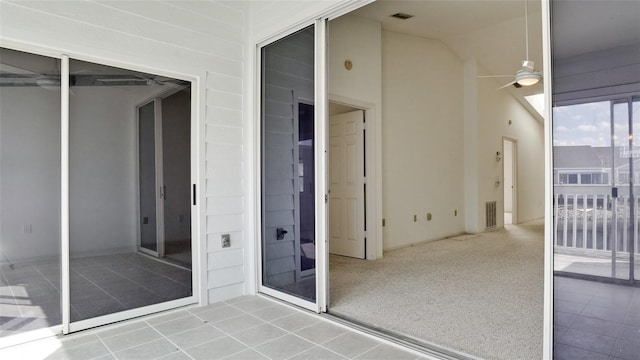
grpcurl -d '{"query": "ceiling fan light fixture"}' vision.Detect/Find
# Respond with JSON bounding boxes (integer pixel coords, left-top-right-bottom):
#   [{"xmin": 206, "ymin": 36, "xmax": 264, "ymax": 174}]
[{"xmin": 515, "ymin": 70, "xmax": 541, "ymax": 86}]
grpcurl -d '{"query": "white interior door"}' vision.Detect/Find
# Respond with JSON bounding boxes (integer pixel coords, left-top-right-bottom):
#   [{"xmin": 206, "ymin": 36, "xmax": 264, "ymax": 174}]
[{"xmin": 329, "ymin": 110, "xmax": 365, "ymax": 258}]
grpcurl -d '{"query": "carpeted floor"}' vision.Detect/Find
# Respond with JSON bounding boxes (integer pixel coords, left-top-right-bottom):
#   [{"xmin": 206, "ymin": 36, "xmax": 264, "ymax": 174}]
[{"xmin": 329, "ymin": 221, "xmax": 544, "ymax": 360}]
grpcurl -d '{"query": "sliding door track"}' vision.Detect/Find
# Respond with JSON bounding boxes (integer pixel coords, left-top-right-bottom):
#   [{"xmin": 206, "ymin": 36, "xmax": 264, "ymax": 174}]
[{"xmin": 324, "ymin": 311, "xmax": 480, "ymax": 360}]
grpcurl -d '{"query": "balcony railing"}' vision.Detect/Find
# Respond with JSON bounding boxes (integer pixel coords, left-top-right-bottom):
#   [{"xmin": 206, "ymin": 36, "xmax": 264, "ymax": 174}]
[{"xmin": 554, "ymin": 187, "xmax": 640, "ymax": 257}]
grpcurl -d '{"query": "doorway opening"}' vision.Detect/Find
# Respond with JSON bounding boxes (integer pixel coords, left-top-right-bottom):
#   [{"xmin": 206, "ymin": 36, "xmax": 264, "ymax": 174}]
[
  {"xmin": 328, "ymin": 102, "xmax": 366, "ymax": 259},
  {"xmin": 137, "ymin": 88, "xmax": 192, "ymax": 268},
  {"xmin": 503, "ymin": 138, "xmax": 517, "ymax": 225}
]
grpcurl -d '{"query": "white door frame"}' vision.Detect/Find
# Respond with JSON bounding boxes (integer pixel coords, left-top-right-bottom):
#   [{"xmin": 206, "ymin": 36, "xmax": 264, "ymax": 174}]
[
  {"xmin": 328, "ymin": 96, "xmax": 382, "ymax": 261},
  {"xmin": 255, "ymin": 19, "xmax": 328, "ymax": 313},
  {"xmin": 0, "ymin": 44, "xmax": 202, "ymax": 345},
  {"xmin": 502, "ymin": 137, "xmax": 518, "ymax": 225}
]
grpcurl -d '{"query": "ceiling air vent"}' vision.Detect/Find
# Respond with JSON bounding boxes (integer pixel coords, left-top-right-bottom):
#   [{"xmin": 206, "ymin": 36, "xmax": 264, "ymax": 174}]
[{"xmin": 390, "ymin": 13, "xmax": 414, "ymax": 20}]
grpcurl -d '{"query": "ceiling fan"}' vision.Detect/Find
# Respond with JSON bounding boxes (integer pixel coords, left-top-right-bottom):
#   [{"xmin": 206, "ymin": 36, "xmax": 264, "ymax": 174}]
[{"xmin": 478, "ymin": 0, "xmax": 542, "ymax": 89}]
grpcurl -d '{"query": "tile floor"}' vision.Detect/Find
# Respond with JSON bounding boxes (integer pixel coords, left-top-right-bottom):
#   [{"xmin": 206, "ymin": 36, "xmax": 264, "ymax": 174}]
[
  {"xmin": 0, "ymin": 295, "xmax": 428, "ymax": 360},
  {"xmin": 554, "ymin": 276, "xmax": 640, "ymax": 360},
  {"xmin": 1, "ymin": 253, "xmax": 191, "ymax": 338}
]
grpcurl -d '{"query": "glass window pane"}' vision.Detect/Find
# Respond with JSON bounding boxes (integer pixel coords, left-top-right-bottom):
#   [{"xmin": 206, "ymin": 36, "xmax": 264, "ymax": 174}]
[
  {"xmin": 0, "ymin": 47, "xmax": 61, "ymax": 336},
  {"xmin": 68, "ymin": 59, "xmax": 192, "ymax": 322},
  {"xmin": 261, "ymin": 26, "xmax": 316, "ymax": 302}
]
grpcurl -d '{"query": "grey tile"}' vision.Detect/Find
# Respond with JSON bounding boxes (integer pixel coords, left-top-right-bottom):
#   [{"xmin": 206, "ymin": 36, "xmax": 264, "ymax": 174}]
[
  {"xmin": 554, "ymin": 325, "xmax": 568, "ymax": 337},
  {"xmin": 555, "ymin": 289, "xmax": 593, "ymax": 304},
  {"xmin": 223, "ymin": 349, "xmax": 269, "ymax": 360},
  {"xmin": 93, "ymin": 355, "xmax": 116, "ymax": 360},
  {"xmin": 101, "ymin": 325, "xmax": 162, "ymax": 352},
  {"xmin": 555, "ymin": 299, "xmax": 586, "ymax": 315},
  {"xmin": 354, "ymin": 344, "xmax": 418, "ymax": 360},
  {"xmin": 43, "ymin": 339, "xmax": 110, "ymax": 360},
  {"xmin": 226, "ymin": 297, "xmax": 274, "ymax": 312},
  {"xmin": 232, "ymin": 323, "xmax": 288, "ymax": 347},
  {"xmin": 289, "ymin": 346, "xmax": 348, "ymax": 360},
  {"xmin": 195, "ymin": 305, "xmax": 244, "ymax": 323},
  {"xmin": 146, "ymin": 310, "xmax": 192, "ymax": 325},
  {"xmin": 618, "ymin": 324, "xmax": 640, "ymax": 343},
  {"xmin": 114, "ymin": 338, "xmax": 181, "ymax": 360},
  {"xmin": 271, "ymin": 312, "xmax": 320, "ymax": 332},
  {"xmin": 96, "ymin": 321, "xmax": 149, "ymax": 339},
  {"xmin": 152, "ymin": 315, "xmax": 206, "ymax": 336},
  {"xmin": 322, "ymin": 332, "xmax": 381, "ymax": 359},
  {"xmin": 167, "ymin": 324, "xmax": 225, "ymax": 349},
  {"xmin": 249, "ymin": 304, "xmax": 295, "ymax": 322},
  {"xmin": 589, "ymin": 294, "xmax": 635, "ymax": 309},
  {"xmin": 553, "ymin": 343, "xmax": 609, "ymax": 360},
  {"xmin": 611, "ymin": 339, "xmax": 640, "ymax": 360},
  {"xmin": 157, "ymin": 351, "xmax": 192, "ymax": 360},
  {"xmin": 556, "ymin": 328, "xmax": 616, "ymax": 355},
  {"xmin": 295, "ymin": 321, "xmax": 349, "ymax": 344},
  {"xmin": 570, "ymin": 315, "xmax": 623, "ymax": 337},
  {"xmin": 184, "ymin": 336, "xmax": 247, "ymax": 360},
  {"xmin": 581, "ymin": 304, "xmax": 629, "ymax": 323},
  {"xmin": 625, "ymin": 311, "xmax": 640, "ymax": 327},
  {"xmin": 212, "ymin": 313, "xmax": 265, "ymax": 333},
  {"xmin": 254, "ymin": 334, "xmax": 315, "ymax": 359},
  {"xmin": 59, "ymin": 334, "xmax": 102, "ymax": 349},
  {"xmin": 555, "ymin": 311, "xmax": 577, "ymax": 327}
]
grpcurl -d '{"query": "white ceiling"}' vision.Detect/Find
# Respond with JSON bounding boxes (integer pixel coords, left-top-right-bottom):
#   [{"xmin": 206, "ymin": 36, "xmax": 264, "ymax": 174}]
[{"xmin": 348, "ymin": 0, "xmax": 640, "ymax": 112}]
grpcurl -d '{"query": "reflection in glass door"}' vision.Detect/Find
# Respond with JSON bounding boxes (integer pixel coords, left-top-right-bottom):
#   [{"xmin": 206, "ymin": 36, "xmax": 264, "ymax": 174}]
[
  {"xmin": 68, "ymin": 59, "xmax": 193, "ymax": 325},
  {"xmin": 261, "ymin": 26, "xmax": 317, "ymax": 304},
  {"xmin": 138, "ymin": 101, "xmax": 158, "ymax": 254},
  {"xmin": 0, "ymin": 48, "xmax": 62, "ymax": 338},
  {"xmin": 553, "ymin": 99, "xmax": 638, "ymax": 281}
]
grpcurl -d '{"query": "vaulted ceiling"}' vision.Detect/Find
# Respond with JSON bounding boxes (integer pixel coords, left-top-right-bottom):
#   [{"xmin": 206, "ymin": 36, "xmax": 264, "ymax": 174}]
[{"xmin": 349, "ymin": 0, "xmax": 640, "ymax": 116}]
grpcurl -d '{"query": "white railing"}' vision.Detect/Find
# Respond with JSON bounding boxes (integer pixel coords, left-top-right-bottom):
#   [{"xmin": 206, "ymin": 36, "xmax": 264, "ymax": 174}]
[{"xmin": 554, "ymin": 187, "xmax": 640, "ymax": 256}]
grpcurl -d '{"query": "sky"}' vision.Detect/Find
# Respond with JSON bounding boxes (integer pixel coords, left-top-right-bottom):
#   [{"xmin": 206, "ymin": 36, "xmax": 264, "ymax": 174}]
[{"xmin": 553, "ymin": 100, "xmax": 640, "ymax": 148}]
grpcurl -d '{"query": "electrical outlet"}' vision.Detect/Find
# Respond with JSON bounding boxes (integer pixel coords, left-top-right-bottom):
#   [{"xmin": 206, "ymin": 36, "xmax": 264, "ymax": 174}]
[
  {"xmin": 427, "ymin": 213, "xmax": 432, "ymax": 221},
  {"xmin": 221, "ymin": 234, "xmax": 231, "ymax": 248}
]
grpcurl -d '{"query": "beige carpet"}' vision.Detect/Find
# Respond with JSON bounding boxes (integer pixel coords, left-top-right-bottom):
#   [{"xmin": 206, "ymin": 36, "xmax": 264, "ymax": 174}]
[{"xmin": 329, "ymin": 221, "xmax": 544, "ymax": 360}]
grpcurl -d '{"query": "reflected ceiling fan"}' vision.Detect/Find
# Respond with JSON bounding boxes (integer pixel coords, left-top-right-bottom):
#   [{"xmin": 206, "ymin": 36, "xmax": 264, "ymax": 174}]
[{"xmin": 478, "ymin": 0, "xmax": 542, "ymax": 89}]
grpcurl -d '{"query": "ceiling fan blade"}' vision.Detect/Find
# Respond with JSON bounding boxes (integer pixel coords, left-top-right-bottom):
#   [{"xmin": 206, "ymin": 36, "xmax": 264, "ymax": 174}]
[
  {"xmin": 497, "ymin": 80, "xmax": 517, "ymax": 90},
  {"xmin": 477, "ymin": 75, "xmax": 515, "ymax": 78}
]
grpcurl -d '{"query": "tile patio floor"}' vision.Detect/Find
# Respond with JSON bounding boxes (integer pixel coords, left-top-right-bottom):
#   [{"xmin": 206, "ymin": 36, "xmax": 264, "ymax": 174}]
[
  {"xmin": 0, "ymin": 295, "xmax": 430, "ymax": 360},
  {"xmin": 554, "ymin": 277, "xmax": 640, "ymax": 360}
]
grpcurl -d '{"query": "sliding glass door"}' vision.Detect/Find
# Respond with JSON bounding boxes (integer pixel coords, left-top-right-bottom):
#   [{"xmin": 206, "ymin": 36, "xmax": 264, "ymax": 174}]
[
  {"xmin": 553, "ymin": 99, "xmax": 637, "ymax": 281},
  {"xmin": 0, "ymin": 48, "xmax": 62, "ymax": 338},
  {"xmin": 260, "ymin": 24, "xmax": 326, "ymax": 309},
  {"xmin": 1, "ymin": 47, "xmax": 196, "ymax": 340}
]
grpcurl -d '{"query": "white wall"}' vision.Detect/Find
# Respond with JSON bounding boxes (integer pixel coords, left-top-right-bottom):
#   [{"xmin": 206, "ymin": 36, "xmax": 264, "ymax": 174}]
[
  {"xmin": 328, "ymin": 14, "xmax": 382, "ymax": 258},
  {"xmin": 0, "ymin": 0, "xmax": 245, "ymax": 303},
  {"xmin": 477, "ymin": 70, "xmax": 544, "ymax": 227},
  {"xmin": 1, "ymin": 86, "xmax": 139, "ymax": 260},
  {"xmin": 68, "ymin": 87, "xmax": 138, "ymax": 257},
  {"xmin": 0, "ymin": 87, "xmax": 61, "ymax": 261},
  {"xmin": 381, "ymin": 31, "xmax": 465, "ymax": 250}
]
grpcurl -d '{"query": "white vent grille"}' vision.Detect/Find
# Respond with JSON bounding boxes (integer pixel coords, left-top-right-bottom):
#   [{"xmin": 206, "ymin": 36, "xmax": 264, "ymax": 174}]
[{"xmin": 486, "ymin": 201, "xmax": 497, "ymax": 229}]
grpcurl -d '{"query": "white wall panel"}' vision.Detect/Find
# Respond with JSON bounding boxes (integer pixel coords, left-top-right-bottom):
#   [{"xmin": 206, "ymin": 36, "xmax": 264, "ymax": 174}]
[
  {"xmin": 0, "ymin": 0, "xmax": 246, "ymax": 304},
  {"xmin": 381, "ymin": 31, "xmax": 465, "ymax": 249}
]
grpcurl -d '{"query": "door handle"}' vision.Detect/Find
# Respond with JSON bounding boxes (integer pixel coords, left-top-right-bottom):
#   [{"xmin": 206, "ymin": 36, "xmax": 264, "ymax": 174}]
[{"xmin": 160, "ymin": 185, "xmax": 166, "ymax": 200}]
